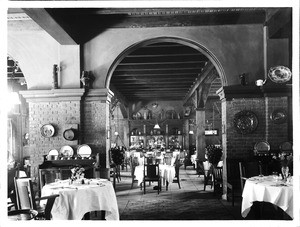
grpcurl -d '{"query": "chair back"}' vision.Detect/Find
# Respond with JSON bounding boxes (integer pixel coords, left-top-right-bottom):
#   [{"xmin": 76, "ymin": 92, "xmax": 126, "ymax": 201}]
[
  {"xmin": 14, "ymin": 177, "xmax": 36, "ymax": 210},
  {"xmin": 144, "ymin": 163, "xmax": 160, "ymax": 179},
  {"xmin": 239, "ymin": 161, "xmax": 260, "ymax": 178},
  {"xmin": 239, "ymin": 161, "xmax": 260, "ymax": 190},
  {"xmin": 39, "ymin": 169, "xmax": 61, "ymax": 189},
  {"xmin": 212, "ymin": 166, "xmax": 223, "ymax": 183}
]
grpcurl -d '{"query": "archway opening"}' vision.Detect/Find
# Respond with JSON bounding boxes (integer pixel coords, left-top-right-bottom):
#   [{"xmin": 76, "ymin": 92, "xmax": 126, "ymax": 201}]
[{"xmin": 107, "ymin": 38, "xmax": 224, "ymax": 169}]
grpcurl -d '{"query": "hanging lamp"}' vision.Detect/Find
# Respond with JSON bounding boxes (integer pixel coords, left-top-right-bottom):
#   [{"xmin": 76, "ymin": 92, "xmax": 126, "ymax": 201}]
[{"xmin": 154, "ymin": 123, "xmax": 161, "ymax": 129}]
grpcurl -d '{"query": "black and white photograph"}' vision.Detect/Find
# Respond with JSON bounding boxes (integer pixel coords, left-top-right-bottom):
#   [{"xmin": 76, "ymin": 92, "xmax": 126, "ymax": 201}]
[{"xmin": 2, "ymin": 1, "xmax": 299, "ymax": 225}]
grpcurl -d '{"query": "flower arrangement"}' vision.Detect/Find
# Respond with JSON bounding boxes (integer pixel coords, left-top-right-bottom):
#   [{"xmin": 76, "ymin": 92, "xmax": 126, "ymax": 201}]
[
  {"xmin": 110, "ymin": 146, "xmax": 125, "ymax": 166},
  {"xmin": 275, "ymin": 152, "xmax": 293, "ymax": 168},
  {"xmin": 70, "ymin": 166, "xmax": 85, "ymax": 181},
  {"xmin": 205, "ymin": 145, "xmax": 223, "ymax": 166}
]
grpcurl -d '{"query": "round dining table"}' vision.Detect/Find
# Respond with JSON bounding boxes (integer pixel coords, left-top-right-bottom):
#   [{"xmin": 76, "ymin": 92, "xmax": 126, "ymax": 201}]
[
  {"xmin": 241, "ymin": 175, "xmax": 293, "ymax": 219},
  {"xmin": 41, "ymin": 178, "xmax": 119, "ymax": 220}
]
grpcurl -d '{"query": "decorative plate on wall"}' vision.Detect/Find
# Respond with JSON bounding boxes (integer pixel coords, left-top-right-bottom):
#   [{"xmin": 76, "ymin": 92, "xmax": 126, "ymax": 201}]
[
  {"xmin": 233, "ymin": 110, "xmax": 258, "ymax": 134},
  {"xmin": 268, "ymin": 66, "xmax": 292, "ymax": 83},
  {"xmin": 77, "ymin": 144, "xmax": 92, "ymax": 158},
  {"xmin": 47, "ymin": 149, "xmax": 59, "ymax": 160},
  {"xmin": 59, "ymin": 145, "xmax": 74, "ymax": 157},
  {"xmin": 254, "ymin": 141, "xmax": 270, "ymax": 152},
  {"xmin": 40, "ymin": 124, "xmax": 55, "ymax": 138},
  {"xmin": 279, "ymin": 141, "xmax": 293, "ymax": 153},
  {"xmin": 63, "ymin": 128, "xmax": 78, "ymax": 141},
  {"xmin": 270, "ymin": 109, "xmax": 287, "ymax": 124}
]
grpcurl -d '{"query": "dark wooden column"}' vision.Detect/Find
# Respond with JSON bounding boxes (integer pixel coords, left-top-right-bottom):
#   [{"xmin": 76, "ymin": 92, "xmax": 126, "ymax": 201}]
[{"xmin": 196, "ymin": 107, "xmax": 206, "ymax": 162}]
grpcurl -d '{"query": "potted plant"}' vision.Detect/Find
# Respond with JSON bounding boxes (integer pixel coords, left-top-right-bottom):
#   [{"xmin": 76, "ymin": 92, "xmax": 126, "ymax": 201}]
[{"xmin": 205, "ymin": 145, "xmax": 223, "ymax": 167}]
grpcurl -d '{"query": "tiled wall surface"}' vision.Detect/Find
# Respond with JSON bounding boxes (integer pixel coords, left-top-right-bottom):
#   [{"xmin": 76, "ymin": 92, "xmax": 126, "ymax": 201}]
[{"xmin": 28, "ymin": 101, "xmax": 81, "ymax": 181}]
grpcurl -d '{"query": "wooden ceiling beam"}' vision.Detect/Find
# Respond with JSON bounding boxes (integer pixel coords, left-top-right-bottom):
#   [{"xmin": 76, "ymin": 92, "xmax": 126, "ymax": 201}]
[
  {"xmin": 183, "ymin": 62, "xmax": 215, "ymax": 103},
  {"xmin": 130, "ymin": 46, "xmax": 201, "ymax": 55},
  {"xmin": 112, "ymin": 73, "xmax": 198, "ymax": 78},
  {"xmin": 112, "ymin": 81, "xmax": 193, "ymax": 85},
  {"xmin": 115, "ymin": 62, "xmax": 207, "ymax": 70},
  {"xmin": 266, "ymin": 8, "xmax": 292, "ymax": 39},
  {"xmin": 120, "ymin": 55, "xmax": 208, "ymax": 64},
  {"xmin": 22, "ymin": 8, "xmax": 77, "ymax": 45},
  {"xmin": 109, "ymin": 84, "xmax": 129, "ymax": 109}
]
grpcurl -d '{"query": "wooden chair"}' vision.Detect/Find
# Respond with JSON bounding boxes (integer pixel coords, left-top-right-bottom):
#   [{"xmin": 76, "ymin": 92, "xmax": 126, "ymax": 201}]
[
  {"xmin": 212, "ymin": 166, "xmax": 223, "ymax": 195},
  {"xmin": 143, "ymin": 162, "xmax": 161, "ymax": 194},
  {"xmin": 239, "ymin": 161, "xmax": 260, "ymax": 191},
  {"xmin": 38, "ymin": 168, "xmax": 61, "ymax": 192},
  {"xmin": 14, "ymin": 177, "xmax": 59, "ymax": 220},
  {"xmin": 8, "ymin": 209, "xmax": 38, "ymax": 220},
  {"xmin": 203, "ymin": 161, "xmax": 213, "ymax": 191},
  {"xmin": 8, "ymin": 168, "xmax": 28, "ymax": 210},
  {"xmin": 226, "ymin": 160, "xmax": 241, "ymax": 207}
]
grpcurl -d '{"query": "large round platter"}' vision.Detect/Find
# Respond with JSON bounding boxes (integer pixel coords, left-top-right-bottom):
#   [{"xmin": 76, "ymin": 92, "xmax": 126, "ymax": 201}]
[
  {"xmin": 63, "ymin": 128, "xmax": 77, "ymax": 141},
  {"xmin": 254, "ymin": 141, "xmax": 270, "ymax": 152},
  {"xmin": 233, "ymin": 110, "xmax": 258, "ymax": 134},
  {"xmin": 59, "ymin": 145, "xmax": 74, "ymax": 157},
  {"xmin": 270, "ymin": 109, "xmax": 287, "ymax": 124},
  {"xmin": 77, "ymin": 144, "xmax": 92, "ymax": 158},
  {"xmin": 40, "ymin": 124, "xmax": 55, "ymax": 138},
  {"xmin": 268, "ymin": 66, "xmax": 292, "ymax": 83},
  {"xmin": 279, "ymin": 141, "xmax": 293, "ymax": 153},
  {"xmin": 47, "ymin": 149, "xmax": 59, "ymax": 160}
]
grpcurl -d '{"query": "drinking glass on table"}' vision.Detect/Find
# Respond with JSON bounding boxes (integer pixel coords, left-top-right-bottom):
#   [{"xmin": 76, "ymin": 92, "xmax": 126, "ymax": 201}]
[
  {"xmin": 281, "ymin": 166, "xmax": 289, "ymax": 182},
  {"xmin": 272, "ymin": 172, "xmax": 279, "ymax": 182}
]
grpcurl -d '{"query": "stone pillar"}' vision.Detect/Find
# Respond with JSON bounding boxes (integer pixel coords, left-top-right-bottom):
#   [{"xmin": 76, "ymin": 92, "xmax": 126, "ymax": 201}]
[
  {"xmin": 83, "ymin": 88, "xmax": 114, "ymax": 179},
  {"xmin": 195, "ymin": 108, "xmax": 206, "ymax": 162}
]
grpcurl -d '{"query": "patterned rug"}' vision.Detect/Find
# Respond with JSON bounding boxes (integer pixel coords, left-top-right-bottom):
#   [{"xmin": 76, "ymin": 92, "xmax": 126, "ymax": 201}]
[{"xmin": 120, "ymin": 198, "xmax": 235, "ymax": 220}]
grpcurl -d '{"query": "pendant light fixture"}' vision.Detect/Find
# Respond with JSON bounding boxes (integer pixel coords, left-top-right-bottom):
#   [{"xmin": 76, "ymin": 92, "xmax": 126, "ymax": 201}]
[{"xmin": 154, "ymin": 122, "xmax": 161, "ymax": 129}]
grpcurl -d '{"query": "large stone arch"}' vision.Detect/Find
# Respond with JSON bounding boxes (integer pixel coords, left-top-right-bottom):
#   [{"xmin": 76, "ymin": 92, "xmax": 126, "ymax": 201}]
[{"xmin": 105, "ymin": 36, "xmax": 227, "ymax": 90}]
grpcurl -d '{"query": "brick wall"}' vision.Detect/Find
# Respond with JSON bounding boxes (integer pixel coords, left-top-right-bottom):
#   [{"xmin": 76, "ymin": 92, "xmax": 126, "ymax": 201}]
[
  {"xmin": 224, "ymin": 96, "xmax": 289, "ymax": 160},
  {"xmin": 265, "ymin": 97, "xmax": 288, "ymax": 149},
  {"xmin": 82, "ymin": 100, "xmax": 108, "ymax": 168},
  {"xmin": 225, "ymin": 98, "xmax": 266, "ymax": 160},
  {"xmin": 28, "ymin": 101, "xmax": 81, "ymax": 182}
]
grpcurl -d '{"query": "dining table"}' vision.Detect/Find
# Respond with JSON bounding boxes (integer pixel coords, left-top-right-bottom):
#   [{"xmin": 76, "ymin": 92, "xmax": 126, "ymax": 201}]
[
  {"xmin": 241, "ymin": 175, "xmax": 293, "ymax": 219},
  {"xmin": 41, "ymin": 178, "xmax": 119, "ymax": 220},
  {"xmin": 134, "ymin": 163, "xmax": 176, "ymax": 190}
]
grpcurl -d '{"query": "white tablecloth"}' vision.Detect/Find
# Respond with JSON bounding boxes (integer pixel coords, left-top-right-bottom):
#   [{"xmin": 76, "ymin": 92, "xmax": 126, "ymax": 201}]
[
  {"xmin": 41, "ymin": 179, "xmax": 119, "ymax": 220},
  {"xmin": 134, "ymin": 164, "xmax": 176, "ymax": 186},
  {"xmin": 241, "ymin": 176, "xmax": 293, "ymax": 219}
]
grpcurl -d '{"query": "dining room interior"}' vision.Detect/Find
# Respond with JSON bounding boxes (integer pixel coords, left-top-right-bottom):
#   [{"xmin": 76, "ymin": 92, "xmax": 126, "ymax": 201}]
[{"xmin": 5, "ymin": 4, "xmax": 299, "ymax": 224}]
